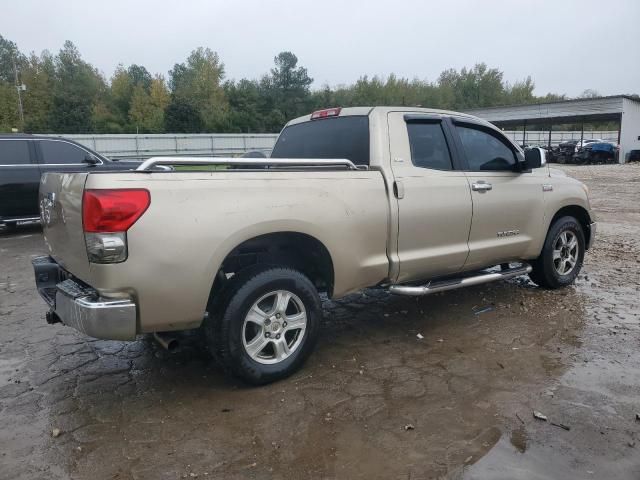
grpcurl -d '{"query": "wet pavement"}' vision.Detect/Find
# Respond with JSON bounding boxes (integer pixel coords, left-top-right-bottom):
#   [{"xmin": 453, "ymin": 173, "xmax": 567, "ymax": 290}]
[{"xmin": 1, "ymin": 164, "xmax": 639, "ymax": 479}]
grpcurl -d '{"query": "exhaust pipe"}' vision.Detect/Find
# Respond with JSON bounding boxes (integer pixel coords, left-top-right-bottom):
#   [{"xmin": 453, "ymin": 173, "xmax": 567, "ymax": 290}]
[{"xmin": 153, "ymin": 332, "xmax": 179, "ymax": 352}]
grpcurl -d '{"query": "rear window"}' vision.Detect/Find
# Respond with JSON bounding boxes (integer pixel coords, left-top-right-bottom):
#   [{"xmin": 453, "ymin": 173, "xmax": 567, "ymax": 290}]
[{"xmin": 271, "ymin": 116, "xmax": 370, "ymax": 166}]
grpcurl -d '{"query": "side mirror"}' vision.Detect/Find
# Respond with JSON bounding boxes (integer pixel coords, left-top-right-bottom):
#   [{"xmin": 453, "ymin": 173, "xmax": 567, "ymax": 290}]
[
  {"xmin": 84, "ymin": 154, "xmax": 99, "ymax": 165},
  {"xmin": 524, "ymin": 147, "xmax": 546, "ymax": 169}
]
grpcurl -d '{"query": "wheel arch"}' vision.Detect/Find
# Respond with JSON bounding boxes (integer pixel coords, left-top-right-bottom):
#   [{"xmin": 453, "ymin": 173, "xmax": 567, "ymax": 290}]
[
  {"xmin": 549, "ymin": 205, "xmax": 593, "ymax": 250},
  {"xmin": 208, "ymin": 231, "xmax": 335, "ymax": 311}
]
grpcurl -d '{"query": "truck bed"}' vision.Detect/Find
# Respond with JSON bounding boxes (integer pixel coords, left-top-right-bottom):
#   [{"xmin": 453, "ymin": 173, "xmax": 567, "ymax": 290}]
[{"xmin": 39, "ymin": 168, "xmax": 391, "ymax": 333}]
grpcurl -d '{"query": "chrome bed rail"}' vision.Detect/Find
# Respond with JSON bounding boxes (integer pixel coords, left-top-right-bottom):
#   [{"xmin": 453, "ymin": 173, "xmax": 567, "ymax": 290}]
[{"xmin": 136, "ymin": 157, "xmax": 364, "ymax": 171}]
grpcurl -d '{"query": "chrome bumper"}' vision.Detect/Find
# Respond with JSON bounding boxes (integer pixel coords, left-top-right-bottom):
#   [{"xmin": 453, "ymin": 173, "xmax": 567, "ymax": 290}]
[
  {"xmin": 587, "ymin": 222, "xmax": 597, "ymax": 249},
  {"xmin": 32, "ymin": 256, "xmax": 137, "ymax": 340}
]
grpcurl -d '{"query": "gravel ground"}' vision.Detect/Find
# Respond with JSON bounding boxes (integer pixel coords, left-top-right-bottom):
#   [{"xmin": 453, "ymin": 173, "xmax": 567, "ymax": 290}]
[{"xmin": 1, "ymin": 164, "xmax": 639, "ymax": 480}]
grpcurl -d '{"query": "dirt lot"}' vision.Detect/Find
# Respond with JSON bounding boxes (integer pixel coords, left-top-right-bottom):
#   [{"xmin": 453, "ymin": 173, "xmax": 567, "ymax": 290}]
[{"xmin": 1, "ymin": 164, "xmax": 639, "ymax": 480}]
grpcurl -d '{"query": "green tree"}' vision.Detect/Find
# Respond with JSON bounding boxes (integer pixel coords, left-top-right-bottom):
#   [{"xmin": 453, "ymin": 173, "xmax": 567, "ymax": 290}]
[
  {"xmin": 449, "ymin": 63, "xmax": 504, "ymax": 109},
  {"xmin": 0, "ymin": 82, "xmax": 19, "ymax": 132},
  {"xmin": 0, "ymin": 35, "xmax": 26, "ymax": 131},
  {"xmin": 49, "ymin": 41, "xmax": 104, "ymax": 133},
  {"xmin": 127, "ymin": 85, "xmax": 149, "ymax": 132},
  {"xmin": 92, "ymin": 99, "xmax": 125, "ymax": 133},
  {"xmin": 0, "ymin": 36, "xmax": 612, "ymax": 134},
  {"xmin": 21, "ymin": 51, "xmax": 56, "ymax": 132},
  {"xmin": 164, "ymin": 97, "xmax": 203, "ymax": 132},
  {"xmin": 107, "ymin": 63, "xmax": 154, "ymax": 131},
  {"xmin": 169, "ymin": 47, "xmax": 227, "ymax": 130},
  {"xmin": 110, "ymin": 65, "xmax": 134, "ymax": 125},
  {"xmin": 259, "ymin": 51, "xmax": 313, "ymax": 129},
  {"xmin": 128, "ymin": 64, "xmax": 152, "ymax": 91},
  {"xmin": 0, "ymin": 35, "xmax": 25, "ymax": 84},
  {"xmin": 436, "ymin": 64, "xmax": 503, "ymax": 109},
  {"xmin": 129, "ymin": 75, "xmax": 169, "ymax": 133},
  {"xmin": 223, "ymin": 79, "xmax": 264, "ymax": 132},
  {"xmin": 503, "ymin": 76, "xmax": 535, "ymax": 105}
]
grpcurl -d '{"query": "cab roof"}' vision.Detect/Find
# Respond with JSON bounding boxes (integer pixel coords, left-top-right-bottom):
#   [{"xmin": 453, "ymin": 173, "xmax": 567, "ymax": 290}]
[{"xmin": 286, "ymin": 106, "xmax": 496, "ymax": 129}]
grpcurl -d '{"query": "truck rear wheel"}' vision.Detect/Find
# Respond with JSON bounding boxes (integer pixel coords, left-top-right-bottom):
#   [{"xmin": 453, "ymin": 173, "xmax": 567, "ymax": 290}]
[
  {"xmin": 205, "ymin": 266, "xmax": 321, "ymax": 385},
  {"xmin": 529, "ymin": 216, "xmax": 585, "ymax": 289}
]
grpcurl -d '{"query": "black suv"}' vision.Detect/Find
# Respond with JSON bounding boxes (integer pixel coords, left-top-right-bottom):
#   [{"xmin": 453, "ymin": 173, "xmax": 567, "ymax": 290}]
[{"xmin": 0, "ymin": 135, "xmax": 141, "ymax": 228}]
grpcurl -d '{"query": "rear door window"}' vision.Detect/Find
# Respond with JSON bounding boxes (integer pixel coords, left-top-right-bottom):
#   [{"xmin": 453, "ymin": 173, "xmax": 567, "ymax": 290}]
[
  {"xmin": 406, "ymin": 122, "xmax": 453, "ymax": 170},
  {"xmin": 271, "ymin": 116, "xmax": 370, "ymax": 166},
  {"xmin": 0, "ymin": 140, "xmax": 31, "ymax": 165},
  {"xmin": 39, "ymin": 140, "xmax": 88, "ymax": 165}
]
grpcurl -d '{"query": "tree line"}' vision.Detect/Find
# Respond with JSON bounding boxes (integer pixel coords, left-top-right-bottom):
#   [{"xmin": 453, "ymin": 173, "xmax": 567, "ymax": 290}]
[{"xmin": 0, "ymin": 35, "xmax": 593, "ymax": 135}]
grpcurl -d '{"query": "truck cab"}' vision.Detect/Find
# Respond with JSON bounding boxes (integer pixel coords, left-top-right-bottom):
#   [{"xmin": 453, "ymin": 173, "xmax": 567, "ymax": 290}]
[{"xmin": 274, "ymin": 107, "xmax": 594, "ymax": 284}]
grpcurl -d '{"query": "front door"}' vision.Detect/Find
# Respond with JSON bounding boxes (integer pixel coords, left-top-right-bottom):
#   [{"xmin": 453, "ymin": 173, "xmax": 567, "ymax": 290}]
[
  {"xmin": 388, "ymin": 112, "xmax": 473, "ymax": 283},
  {"xmin": 450, "ymin": 121, "xmax": 545, "ymax": 270}
]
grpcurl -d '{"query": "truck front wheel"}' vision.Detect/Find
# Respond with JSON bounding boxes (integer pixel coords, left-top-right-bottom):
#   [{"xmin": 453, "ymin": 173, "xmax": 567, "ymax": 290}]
[
  {"xmin": 529, "ymin": 216, "xmax": 585, "ymax": 289},
  {"xmin": 205, "ymin": 267, "xmax": 321, "ymax": 385}
]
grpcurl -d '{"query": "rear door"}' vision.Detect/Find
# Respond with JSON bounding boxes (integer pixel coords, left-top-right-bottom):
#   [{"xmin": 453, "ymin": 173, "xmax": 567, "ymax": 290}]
[
  {"xmin": 388, "ymin": 112, "xmax": 473, "ymax": 283},
  {"xmin": 0, "ymin": 138, "xmax": 41, "ymax": 219},
  {"xmin": 35, "ymin": 138, "xmax": 101, "ymax": 176},
  {"xmin": 451, "ymin": 120, "xmax": 545, "ymax": 270}
]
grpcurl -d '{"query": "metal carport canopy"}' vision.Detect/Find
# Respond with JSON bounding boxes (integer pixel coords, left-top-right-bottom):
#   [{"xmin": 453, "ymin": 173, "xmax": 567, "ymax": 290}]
[{"xmin": 463, "ymin": 95, "xmax": 628, "ymax": 127}]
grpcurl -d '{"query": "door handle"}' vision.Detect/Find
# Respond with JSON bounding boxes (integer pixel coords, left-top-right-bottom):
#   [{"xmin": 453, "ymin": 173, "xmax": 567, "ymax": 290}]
[
  {"xmin": 472, "ymin": 181, "xmax": 493, "ymax": 192},
  {"xmin": 393, "ymin": 180, "xmax": 404, "ymax": 199}
]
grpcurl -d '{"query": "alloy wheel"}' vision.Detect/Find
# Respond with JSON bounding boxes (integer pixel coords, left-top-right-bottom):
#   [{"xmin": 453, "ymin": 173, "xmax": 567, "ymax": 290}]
[{"xmin": 242, "ymin": 290, "xmax": 307, "ymax": 365}]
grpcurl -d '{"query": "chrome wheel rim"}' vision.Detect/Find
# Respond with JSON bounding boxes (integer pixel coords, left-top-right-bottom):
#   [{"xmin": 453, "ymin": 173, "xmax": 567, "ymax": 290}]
[
  {"xmin": 553, "ymin": 230, "xmax": 579, "ymax": 275},
  {"xmin": 242, "ymin": 290, "xmax": 307, "ymax": 365}
]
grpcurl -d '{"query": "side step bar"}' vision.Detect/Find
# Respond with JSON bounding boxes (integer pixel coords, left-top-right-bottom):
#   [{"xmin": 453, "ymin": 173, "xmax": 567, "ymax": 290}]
[{"xmin": 388, "ymin": 264, "xmax": 532, "ymax": 297}]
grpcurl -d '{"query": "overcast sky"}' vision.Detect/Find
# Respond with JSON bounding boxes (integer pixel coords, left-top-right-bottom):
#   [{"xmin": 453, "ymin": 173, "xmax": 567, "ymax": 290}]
[{"xmin": 2, "ymin": 0, "xmax": 638, "ymax": 97}]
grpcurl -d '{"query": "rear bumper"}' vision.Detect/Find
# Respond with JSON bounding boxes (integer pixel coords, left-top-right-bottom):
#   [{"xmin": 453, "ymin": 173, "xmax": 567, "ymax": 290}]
[{"xmin": 32, "ymin": 256, "xmax": 137, "ymax": 340}]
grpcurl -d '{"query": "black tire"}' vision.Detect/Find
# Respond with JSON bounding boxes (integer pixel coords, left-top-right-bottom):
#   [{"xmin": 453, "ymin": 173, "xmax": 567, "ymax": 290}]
[
  {"xmin": 204, "ymin": 266, "xmax": 321, "ymax": 385},
  {"xmin": 529, "ymin": 216, "xmax": 585, "ymax": 289}
]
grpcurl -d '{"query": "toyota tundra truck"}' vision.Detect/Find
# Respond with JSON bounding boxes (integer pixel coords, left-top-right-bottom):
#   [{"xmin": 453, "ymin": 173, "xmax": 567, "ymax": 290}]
[{"xmin": 32, "ymin": 106, "xmax": 596, "ymax": 384}]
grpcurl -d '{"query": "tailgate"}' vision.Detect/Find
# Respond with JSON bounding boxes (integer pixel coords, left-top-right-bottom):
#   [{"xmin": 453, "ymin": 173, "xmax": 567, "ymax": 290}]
[{"xmin": 40, "ymin": 172, "xmax": 91, "ymax": 282}]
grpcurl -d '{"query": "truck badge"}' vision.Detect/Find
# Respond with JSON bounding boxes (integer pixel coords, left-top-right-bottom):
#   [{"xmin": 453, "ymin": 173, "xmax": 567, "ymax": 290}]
[{"xmin": 497, "ymin": 229, "xmax": 520, "ymax": 238}]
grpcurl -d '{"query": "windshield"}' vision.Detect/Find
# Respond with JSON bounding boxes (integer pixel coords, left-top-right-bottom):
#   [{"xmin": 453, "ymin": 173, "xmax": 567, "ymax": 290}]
[{"xmin": 271, "ymin": 116, "xmax": 370, "ymax": 166}]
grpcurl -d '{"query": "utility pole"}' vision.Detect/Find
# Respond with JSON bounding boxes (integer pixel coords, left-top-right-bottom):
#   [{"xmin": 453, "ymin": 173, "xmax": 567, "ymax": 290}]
[{"xmin": 12, "ymin": 51, "xmax": 25, "ymax": 131}]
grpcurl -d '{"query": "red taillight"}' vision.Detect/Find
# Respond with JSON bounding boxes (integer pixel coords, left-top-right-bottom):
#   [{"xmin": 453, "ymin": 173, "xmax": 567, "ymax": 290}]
[
  {"xmin": 83, "ymin": 189, "xmax": 150, "ymax": 233},
  {"xmin": 311, "ymin": 107, "xmax": 341, "ymax": 120}
]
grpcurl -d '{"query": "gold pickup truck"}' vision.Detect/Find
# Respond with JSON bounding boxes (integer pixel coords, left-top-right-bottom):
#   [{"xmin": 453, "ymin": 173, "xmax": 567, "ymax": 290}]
[{"xmin": 32, "ymin": 106, "xmax": 596, "ymax": 384}]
